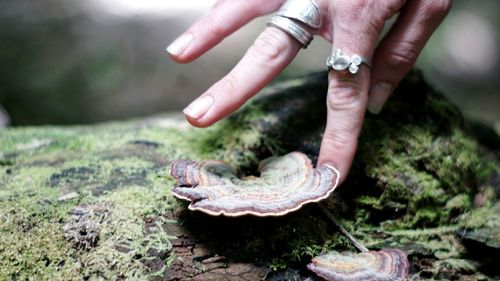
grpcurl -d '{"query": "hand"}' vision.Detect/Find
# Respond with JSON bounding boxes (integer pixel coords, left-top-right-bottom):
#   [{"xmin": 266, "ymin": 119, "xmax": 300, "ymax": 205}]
[{"xmin": 166, "ymin": 0, "xmax": 451, "ymax": 183}]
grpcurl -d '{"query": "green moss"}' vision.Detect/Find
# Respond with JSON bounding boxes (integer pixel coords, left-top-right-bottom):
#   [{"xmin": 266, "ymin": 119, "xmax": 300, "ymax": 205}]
[
  {"xmin": 445, "ymin": 194, "xmax": 472, "ymax": 218},
  {"xmin": 458, "ymin": 202, "xmax": 500, "ymax": 230},
  {"xmin": 192, "ymin": 102, "xmax": 275, "ymax": 168},
  {"xmin": 0, "ymin": 222, "xmax": 81, "ymax": 280},
  {"xmin": 0, "ymin": 163, "xmax": 81, "ymax": 279},
  {"xmin": 74, "ymin": 186, "xmax": 177, "ymax": 280},
  {"xmin": 0, "ymin": 120, "xmax": 190, "ymax": 280},
  {"xmin": 0, "ymin": 72, "xmax": 498, "ymax": 280},
  {"xmin": 349, "ymin": 90, "xmax": 481, "ymax": 228},
  {"xmin": 190, "ymin": 72, "xmax": 328, "ymax": 170}
]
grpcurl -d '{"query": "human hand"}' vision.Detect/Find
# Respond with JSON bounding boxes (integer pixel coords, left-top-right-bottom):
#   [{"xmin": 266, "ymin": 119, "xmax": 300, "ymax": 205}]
[{"xmin": 166, "ymin": 0, "xmax": 451, "ymax": 183}]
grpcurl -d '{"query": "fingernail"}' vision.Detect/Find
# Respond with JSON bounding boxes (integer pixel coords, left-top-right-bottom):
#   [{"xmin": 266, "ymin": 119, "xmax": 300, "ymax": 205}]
[
  {"xmin": 183, "ymin": 96, "xmax": 214, "ymax": 119},
  {"xmin": 318, "ymin": 161, "xmax": 336, "ymax": 170},
  {"xmin": 320, "ymin": 162, "xmax": 341, "ymax": 178},
  {"xmin": 367, "ymin": 82, "xmax": 392, "ymax": 114},
  {"xmin": 321, "ymin": 163, "xmax": 337, "ymax": 171},
  {"xmin": 166, "ymin": 33, "xmax": 193, "ymax": 56}
]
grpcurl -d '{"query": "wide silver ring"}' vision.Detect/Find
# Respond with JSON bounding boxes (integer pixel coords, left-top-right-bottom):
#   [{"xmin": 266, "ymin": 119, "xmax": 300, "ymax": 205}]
[
  {"xmin": 276, "ymin": 0, "xmax": 322, "ymax": 29},
  {"xmin": 267, "ymin": 16, "xmax": 313, "ymax": 48},
  {"xmin": 326, "ymin": 49, "xmax": 371, "ymax": 74}
]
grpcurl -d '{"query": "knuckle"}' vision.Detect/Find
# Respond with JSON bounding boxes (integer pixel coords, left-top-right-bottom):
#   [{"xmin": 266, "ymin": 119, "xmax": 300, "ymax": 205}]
[
  {"xmin": 392, "ymin": 0, "xmax": 407, "ymax": 10},
  {"xmin": 240, "ymin": 0, "xmax": 256, "ymax": 9},
  {"xmin": 212, "ymin": 0, "xmax": 230, "ymax": 9},
  {"xmin": 218, "ymin": 73, "xmax": 240, "ymax": 94},
  {"xmin": 240, "ymin": 0, "xmax": 261, "ymax": 7},
  {"xmin": 381, "ymin": 0, "xmax": 406, "ymax": 18},
  {"xmin": 239, "ymin": 0, "xmax": 262, "ymax": 13},
  {"xmin": 239, "ymin": 0, "xmax": 283, "ymax": 15},
  {"xmin": 336, "ymin": 0, "xmax": 384, "ymax": 34},
  {"xmin": 324, "ymin": 129, "xmax": 358, "ymax": 151},
  {"xmin": 342, "ymin": 0, "xmax": 370, "ymax": 14},
  {"xmin": 424, "ymin": 0, "xmax": 452, "ymax": 15},
  {"xmin": 382, "ymin": 42, "xmax": 420, "ymax": 72},
  {"xmin": 338, "ymin": 0, "xmax": 370, "ymax": 21},
  {"xmin": 204, "ymin": 14, "xmax": 226, "ymax": 38},
  {"xmin": 248, "ymin": 29, "xmax": 288, "ymax": 64},
  {"xmin": 327, "ymin": 84, "xmax": 363, "ymax": 112}
]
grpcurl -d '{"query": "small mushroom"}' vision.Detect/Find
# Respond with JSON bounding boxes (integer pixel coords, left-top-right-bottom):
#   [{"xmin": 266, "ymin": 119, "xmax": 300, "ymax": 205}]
[
  {"xmin": 307, "ymin": 248, "xmax": 409, "ymax": 281},
  {"xmin": 308, "ymin": 204, "xmax": 410, "ymax": 281},
  {"xmin": 170, "ymin": 152, "xmax": 339, "ymax": 217}
]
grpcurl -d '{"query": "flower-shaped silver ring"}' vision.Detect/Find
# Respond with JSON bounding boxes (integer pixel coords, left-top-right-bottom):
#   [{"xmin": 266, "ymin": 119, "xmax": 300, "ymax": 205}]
[{"xmin": 326, "ymin": 49, "xmax": 372, "ymax": 74}]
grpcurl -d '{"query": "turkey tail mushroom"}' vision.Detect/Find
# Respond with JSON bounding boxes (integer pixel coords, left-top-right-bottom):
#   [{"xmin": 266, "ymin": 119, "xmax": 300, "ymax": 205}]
[
  {"xmin": 170, "ymin": 152, "xmax": 340, "ymax": 217},
  {"xmin": 307, "ymin": 248, "xmax": 409, "ymax": 281}
]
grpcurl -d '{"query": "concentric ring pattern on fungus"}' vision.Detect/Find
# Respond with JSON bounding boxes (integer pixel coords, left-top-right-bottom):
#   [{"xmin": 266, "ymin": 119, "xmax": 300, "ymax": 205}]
[
  {"xmin": 307, "ymin": 248, "xmax": 409, "ymax": 281},
  {"xmin": 170, "ymin": 152, "xmax": 339, "ymax": 217}
]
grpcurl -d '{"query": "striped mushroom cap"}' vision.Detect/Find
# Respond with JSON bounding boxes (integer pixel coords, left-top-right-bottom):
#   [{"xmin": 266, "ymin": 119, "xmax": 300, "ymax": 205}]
[
  {"xmin": 307, "ymin": 249, "xmax": 409, "ymax": 281},
  {"xmin": 170, "ymin": 152, "xmax": 339, "ymax": 217}
]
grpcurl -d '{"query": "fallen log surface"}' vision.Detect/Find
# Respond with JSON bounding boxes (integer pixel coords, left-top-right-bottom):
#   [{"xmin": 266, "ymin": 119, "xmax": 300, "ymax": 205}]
[{"xmin": 1, "ymin": 71, "xmax": 499, "ymax": 280}]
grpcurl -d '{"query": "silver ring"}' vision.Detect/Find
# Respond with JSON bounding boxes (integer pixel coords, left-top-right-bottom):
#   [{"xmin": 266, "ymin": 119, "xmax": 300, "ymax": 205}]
[
  {"xmin": 267, "ymin": 16, "xmax": 313, "ymax": 48},
  {"xmin": 276, "ymin": 0, "xmax": 322, "ymax": 29},
  {"xmin": 326, "ymin": 49, "xmax": 372, "ymax": 74}
]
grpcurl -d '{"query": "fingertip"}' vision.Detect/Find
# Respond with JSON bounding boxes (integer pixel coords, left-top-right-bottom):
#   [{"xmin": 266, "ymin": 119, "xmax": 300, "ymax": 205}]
[
  {"xmin": 166, "ymin": 33, "xmax": 194, "ymax": 61},
  {"xmin": 317, "ymin": 146, "xmax": 355, "ymax": 184},
  {"xmin": 182, "ymin": 95, "xmax": 218, "ymax": 128},
  {"xmin": 320, "ymin": 164, "xmax": 347, "ymax": 184},
  {"xmin": 166, "ymin": 47, "xmax": 200, "ymax": 64},
  {"xmin": 318, "ymin": 161, "xmax": 340, "ymax": 174},
  {"xmin": 184, "ymin": 114, "xmax": 215, "ymax": 128},
  {"xmin": 367, "ymin": 82, "xmax": 392, "ymax": 114},
  {"xmin": 167, "ymin": 53, "xmax": 191, "ymax": 64}
]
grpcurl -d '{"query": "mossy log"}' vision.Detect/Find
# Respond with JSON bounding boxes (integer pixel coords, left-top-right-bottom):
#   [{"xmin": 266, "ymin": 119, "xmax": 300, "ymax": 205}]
[{"xmin": 1, "ymin": 71, "xmax": 499, "ymax": 280}]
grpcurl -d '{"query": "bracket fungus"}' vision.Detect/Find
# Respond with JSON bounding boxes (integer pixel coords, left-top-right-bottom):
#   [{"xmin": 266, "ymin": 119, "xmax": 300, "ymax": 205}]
[
  {"xmin": 170, "ymin": 152, "xmax": 339, "ymax": 216},
  {"xmin": 307, "ymin": 204, "xmax": 410, "ymax": 281},
  {"xmin": 307, "ymin": 248, "xmax": 409, "ymax": 281}
]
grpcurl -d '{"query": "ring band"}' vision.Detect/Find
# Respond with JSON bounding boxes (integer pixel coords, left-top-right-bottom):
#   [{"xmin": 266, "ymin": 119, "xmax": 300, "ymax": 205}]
[
  {"xmin": 326, "ymin": 49, "xmax": 371, "ymax": 74},
  {"xmin": 266, "ymin": 0, "xmax": 321, "ymax": 49},
  {"xmin": 267, "ymin": 16, "xmax": 313, "ymax": 48},
  {"xmin": 276, "ymin": 0, "xmax": 322, "ymax": 29}
]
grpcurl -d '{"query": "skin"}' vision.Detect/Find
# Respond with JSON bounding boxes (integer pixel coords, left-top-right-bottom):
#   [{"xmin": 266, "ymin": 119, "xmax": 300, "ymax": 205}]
[{"xmin": 167, "ymin": 0, "xmax": 452, "ymax": 183}]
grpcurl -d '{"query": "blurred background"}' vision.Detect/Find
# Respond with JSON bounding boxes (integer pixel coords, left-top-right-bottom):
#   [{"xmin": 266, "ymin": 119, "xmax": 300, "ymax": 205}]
[{"xmin": 0, "ymin": 0, "xmax": 498, "ymax": 127}]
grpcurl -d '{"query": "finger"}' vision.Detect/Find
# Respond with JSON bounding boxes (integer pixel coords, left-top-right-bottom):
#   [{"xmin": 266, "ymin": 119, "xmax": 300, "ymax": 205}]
[
  {"xmin": 317, "ymin": 1, "xmax": 406, "ymax": 183},
  {"xmin": 367, "ymin": 0, "xmax": 452, "ymax": 114},
  {"xmin": 183, "ymin": 26, "xmax": 301, "ymax": 127},
  {"xmin": 167, "ymin": 0, "xmax": 284, "ymax": 63}
]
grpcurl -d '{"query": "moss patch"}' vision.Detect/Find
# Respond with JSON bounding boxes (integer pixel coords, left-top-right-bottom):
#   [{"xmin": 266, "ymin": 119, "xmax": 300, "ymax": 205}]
[
  {"xmin": 0, "ymin": 71, "xmax": 498, "ymax": 280},
  {"xmin": 0, "ymin": 121, "xmax": 192, "ymax": 280}
]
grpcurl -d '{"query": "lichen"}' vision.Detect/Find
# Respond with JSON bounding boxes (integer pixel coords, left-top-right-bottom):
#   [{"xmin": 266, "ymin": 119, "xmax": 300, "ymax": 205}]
[
  {"xmin": 0, "ymin": 71, "xmax": 498, "ymax": 280},
  {"xmin": 0, "ymin": 122, "xmax": 189, "ymax": 280},
  {"xmin": 74, "ymin": 186, "xmax": 177, "ymax": 280}
]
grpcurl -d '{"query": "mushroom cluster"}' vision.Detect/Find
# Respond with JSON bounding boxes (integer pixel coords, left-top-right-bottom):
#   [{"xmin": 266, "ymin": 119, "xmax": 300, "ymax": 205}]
[{"xmin": 170, "ymin": 152, "xmax": 409, "ymax": 281}]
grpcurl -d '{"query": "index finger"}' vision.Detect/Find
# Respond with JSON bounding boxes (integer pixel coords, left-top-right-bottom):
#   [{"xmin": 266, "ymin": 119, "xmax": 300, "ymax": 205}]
[{"xmin": 183, "ymin": 26, "xmax": 302, "ymax": 127}]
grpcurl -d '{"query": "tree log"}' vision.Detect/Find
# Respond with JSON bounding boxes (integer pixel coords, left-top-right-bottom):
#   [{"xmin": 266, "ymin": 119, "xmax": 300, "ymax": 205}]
[{"xmin": 0, "ymin": 71, "xmax": 498, "ymax": 280}]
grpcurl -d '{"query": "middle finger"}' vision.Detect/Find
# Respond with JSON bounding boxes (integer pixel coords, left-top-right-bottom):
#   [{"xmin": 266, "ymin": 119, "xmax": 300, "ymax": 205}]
[{"xmin": 318, "ymin": 0, "xmax": 406, "ymax": 181}]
